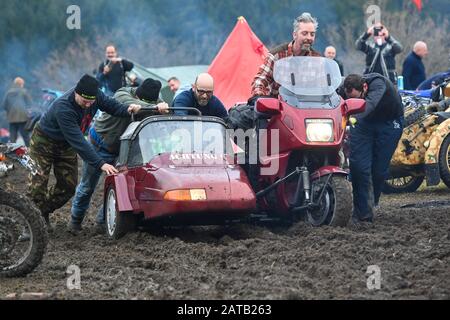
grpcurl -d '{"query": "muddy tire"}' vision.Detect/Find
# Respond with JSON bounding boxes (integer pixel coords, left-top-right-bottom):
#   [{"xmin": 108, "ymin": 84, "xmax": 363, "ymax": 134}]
[
  {"xmin": 105, "ymin": 187, "xmax": 136, "ymax": 240},
  {"xmin": 0, "ymin": 188, "xmax": 47, "ymax": 278},
  {"xmin": 404, "ymin": 106, "xmax": 427, "ymax": 127},
  {"xmin": 306, "ymin": 175, "xmax": 352, "ymax": 227},
  {"xmin": 438, "ymin": 135, "xmax": 450, "ymax": 189},
  {"xmin": 382, "ymin": 176, "xmax": 425, "ymax": 194}
]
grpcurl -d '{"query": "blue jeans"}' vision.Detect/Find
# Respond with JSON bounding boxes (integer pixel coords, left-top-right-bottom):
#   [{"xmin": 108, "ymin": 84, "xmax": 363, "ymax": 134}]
[
  {"xmin": 349, "ymin": 117, "xmax": 403, "ymax": 222},
  {"xmin": 71, "ymin": 145, "xmax": 116, "ymax": 225}
]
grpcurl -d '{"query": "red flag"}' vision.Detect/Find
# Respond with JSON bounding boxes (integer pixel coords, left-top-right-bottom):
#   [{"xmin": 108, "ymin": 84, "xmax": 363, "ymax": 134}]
[
  {"xmin": 412, "ymin": 0, "xmax": 422, "ymax": 11},
  {"xmin": 208, "ymin": 17, "xmax": 268, "ymax": 110}
]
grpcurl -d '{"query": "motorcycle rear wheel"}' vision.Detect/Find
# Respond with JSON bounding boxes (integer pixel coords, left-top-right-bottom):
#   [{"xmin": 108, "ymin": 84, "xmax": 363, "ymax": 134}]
[
  {"xmin": 0, "ymin": 188, "xmax": 47, "ymax": 277},
  {"xmin": 382, "ymin": 176, "xmax": 424, "ymax": 194}
]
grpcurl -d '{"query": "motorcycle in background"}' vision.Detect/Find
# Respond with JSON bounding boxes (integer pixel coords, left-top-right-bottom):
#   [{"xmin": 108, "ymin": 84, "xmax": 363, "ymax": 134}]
[{"xmin": 0, "ymin": 143, "xmax": 47, "ymax": 277}]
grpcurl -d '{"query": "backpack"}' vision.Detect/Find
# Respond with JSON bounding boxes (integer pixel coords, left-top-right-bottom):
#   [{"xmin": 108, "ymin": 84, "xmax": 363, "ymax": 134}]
[{"xmin": 226, "ymin": 104, "xmax": 256, "ymax": 130}]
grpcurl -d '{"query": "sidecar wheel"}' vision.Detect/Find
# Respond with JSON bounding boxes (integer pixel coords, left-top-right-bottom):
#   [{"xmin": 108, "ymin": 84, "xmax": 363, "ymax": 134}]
[
  {"xmin": 105, "ymin": 187, "xmax": 136, "ymax": 240},
  {"xmin": 382, "ymin": 176, "xmax": 424, "ymax": 194}
]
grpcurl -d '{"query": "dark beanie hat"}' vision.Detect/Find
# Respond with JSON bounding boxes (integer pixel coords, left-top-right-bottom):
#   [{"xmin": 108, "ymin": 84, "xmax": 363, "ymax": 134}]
[
  {"xmin": 75, "ymin": 74, "xmax": 99, "ymax": 100},
  {"xmin": 136, "ymin": 78, "xmax": 162, "ymax": 102}
]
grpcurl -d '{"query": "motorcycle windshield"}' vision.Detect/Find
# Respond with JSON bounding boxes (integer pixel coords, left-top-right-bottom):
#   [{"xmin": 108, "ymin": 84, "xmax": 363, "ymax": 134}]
[
  {"xmin": 274, "ymin": 57, "xmax": 342, "ymax": 96},
  {"xmin": 131, "ymin": 121, "xmax": 227, "ymax": 164}
]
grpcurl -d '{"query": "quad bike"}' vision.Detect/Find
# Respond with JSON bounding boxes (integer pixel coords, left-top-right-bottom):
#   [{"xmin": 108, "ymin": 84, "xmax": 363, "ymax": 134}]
[
  {"xmin": 247, "ymin": 57, "xmax": 366, "ymax": 226},
  {"xmin": 383, "ymin": 78, "xmax": 450, "ymax": 193},
  {"xmin": 0, "ymin": 143, "xmax": 47, "ymax": 277}
]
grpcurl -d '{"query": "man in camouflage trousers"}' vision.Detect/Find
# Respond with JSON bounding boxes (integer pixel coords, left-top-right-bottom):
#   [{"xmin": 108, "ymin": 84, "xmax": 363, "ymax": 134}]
[
  {"xmin": 28, "ymin": 129, "xmax": 78, "ymax": 221},
  {"xmin": 69, "ymin": 78, "xmax": 168, "ymax": 233},
  {"xmin": 28, "ymin": 75, "xmax": 142, "ymax": 228}
]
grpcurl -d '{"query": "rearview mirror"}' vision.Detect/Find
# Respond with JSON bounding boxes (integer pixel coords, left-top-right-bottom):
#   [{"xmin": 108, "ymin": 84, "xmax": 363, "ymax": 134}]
[
  {"xmin": 345, "ymin": 98, "xmax": 366, "ymax": 116},
  {"xmin": 256, "ymin": 98, "xmax": 281, "ymax": 115}
]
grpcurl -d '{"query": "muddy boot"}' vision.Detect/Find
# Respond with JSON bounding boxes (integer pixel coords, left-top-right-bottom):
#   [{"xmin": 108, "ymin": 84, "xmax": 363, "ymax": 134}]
[
  {"xmin": 41, "ymin": 211, "xmax": 54, "ymax": 233},
  {"xmin": 67, "ymin": 220, "xmax": 82, "ymax": 235},
  {"xmin": 94, "ymin": 223, "xmax": 106, "ymax": 235}
]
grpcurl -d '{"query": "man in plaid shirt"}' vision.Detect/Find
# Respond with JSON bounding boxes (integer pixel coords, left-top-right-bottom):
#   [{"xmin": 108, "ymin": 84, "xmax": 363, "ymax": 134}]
[{"xmin": 251, "ymin": 12, "xmax": 322, "ymax": 99}]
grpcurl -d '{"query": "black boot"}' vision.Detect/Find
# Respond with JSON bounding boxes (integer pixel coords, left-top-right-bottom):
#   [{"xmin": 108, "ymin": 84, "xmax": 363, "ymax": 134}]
[{"xmin": 41, "ymin": 211, "xmax": 54, "ymax": 233}]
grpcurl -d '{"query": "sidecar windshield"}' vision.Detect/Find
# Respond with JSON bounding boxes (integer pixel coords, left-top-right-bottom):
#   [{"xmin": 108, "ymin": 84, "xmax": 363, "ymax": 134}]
[{"xmin": 274, "ymin": 56, "xmax": 342, "ymax": 96}]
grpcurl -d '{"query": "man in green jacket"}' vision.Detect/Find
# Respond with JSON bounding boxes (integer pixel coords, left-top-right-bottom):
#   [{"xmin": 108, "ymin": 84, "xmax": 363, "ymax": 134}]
[{"xmin": 69, "ymin": 78, "xmax": 168, "ymax": 233}]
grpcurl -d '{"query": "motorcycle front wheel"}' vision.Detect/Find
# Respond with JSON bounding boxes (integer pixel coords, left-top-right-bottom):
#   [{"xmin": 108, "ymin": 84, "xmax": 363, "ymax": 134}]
[
  {"xmin": 306, "ymin": 175, "xmax": 353, "ymax": 227},
  {"xmin": 0, "ymin": 188, "xmax": 47, "ymax": 277}
]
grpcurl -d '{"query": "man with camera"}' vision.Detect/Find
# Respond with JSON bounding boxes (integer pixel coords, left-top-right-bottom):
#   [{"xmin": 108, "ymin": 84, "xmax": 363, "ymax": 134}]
[
  {"xmin": 356, "ymin": 23, "xmax": 403, "ymax": 84},
  {"xmin": 97, "ymin": 45, "xmax": 134, "ymax": 96}
]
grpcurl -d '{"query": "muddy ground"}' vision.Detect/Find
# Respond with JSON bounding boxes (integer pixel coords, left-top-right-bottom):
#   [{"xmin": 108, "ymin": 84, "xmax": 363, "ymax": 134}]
[{"xmin": 1, "ymin": 164, "xmax": 449, "ymax": 300}]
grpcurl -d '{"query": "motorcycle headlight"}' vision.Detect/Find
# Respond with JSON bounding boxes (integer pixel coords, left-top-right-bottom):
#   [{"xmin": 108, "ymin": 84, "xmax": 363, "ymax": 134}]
[{"xmin": 305, "ymin": 119, "xmax": 334, "ymax": 142}]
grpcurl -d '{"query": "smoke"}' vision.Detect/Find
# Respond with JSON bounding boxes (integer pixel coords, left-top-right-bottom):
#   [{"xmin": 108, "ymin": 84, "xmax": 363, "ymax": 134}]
[{"xmin": 11, "ymin": 0, "xmax": 450, "ymax": 101}]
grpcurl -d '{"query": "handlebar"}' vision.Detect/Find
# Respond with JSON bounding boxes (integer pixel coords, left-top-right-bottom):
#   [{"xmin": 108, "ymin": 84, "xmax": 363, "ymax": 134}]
[{"xmin": 131, "ymin": 107, "xmax": 202, "ymax": 122}]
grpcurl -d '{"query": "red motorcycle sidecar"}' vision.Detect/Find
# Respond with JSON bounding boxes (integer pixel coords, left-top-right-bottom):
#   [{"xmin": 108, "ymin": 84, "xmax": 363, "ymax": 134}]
[{"xmin": 103, "ymin": 115, "xmax": 256, "ymax": 239}]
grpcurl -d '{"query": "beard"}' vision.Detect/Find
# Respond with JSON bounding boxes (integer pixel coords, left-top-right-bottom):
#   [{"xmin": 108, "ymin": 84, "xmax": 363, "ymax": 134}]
[
  {"xmin": 301, "ymin": 41, "xmax": 312, "ymax": 52},
  {"xmin": 197, "ymin": 97, "xmax": 209, "ymax": 107}
]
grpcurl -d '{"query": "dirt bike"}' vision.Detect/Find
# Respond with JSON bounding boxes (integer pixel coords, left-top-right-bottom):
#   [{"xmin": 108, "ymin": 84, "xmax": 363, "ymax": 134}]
[
  {"xmin": 0, "ymin": 143, "xmax": 47, "ymax": 277},
  {"xmin": 247, "ymin": 57, "xmax": 365, "ymax": 226}
]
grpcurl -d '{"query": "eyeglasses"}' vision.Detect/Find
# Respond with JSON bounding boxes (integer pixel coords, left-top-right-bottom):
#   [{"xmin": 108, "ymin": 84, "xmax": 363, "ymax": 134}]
[{"xmin": 195, "ymin": 87, "xmax": 214, "ymax": 96}]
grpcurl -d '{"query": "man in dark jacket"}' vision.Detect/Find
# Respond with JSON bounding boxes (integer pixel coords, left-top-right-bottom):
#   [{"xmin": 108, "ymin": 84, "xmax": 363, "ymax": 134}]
[
  {"xmin": 28, "ymin": 75, "xmax": 142, "ymax": 226},
  {"xmin": 172, "ymin": 73, "xmax": 228, "ymax": 119},
  {"xmin": 1, "ymin": 77, "xmax": 32, "ymax": 146},
  {"xmin": 69, "ymin": 78, "xmax": 169, "ymax": 233},
  {"xmin": 356, "ymin": 24, "xmax": 403, "ymax": 84},
  {"xmin": 342, "ymin": 73, "xmax": 404, "ymax": 223},
  {"xmin": 324, "ymin": 46, "xmax": 344, "ymax": 76},
  {"xmin": 96, "ymin": 45, "xmax": 134, "ymax": 96},
  {"xmin": 402, "ymin": 41, "xmax": 428, "ymax": 90}
]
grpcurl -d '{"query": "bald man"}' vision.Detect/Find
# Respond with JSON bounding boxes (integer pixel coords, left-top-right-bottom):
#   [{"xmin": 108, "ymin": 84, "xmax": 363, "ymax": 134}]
[
  {"xmin": 1, "ymin": 77, "xmax": 32, "ymax": 145},
  {"xmin": 324, "ymin": 46, "xmax": 344, "ymax": 76},
  {"xmin": 172, "ymin": 73, "xmax": 228, "ymax": 119},
  {"xmin": 402, "ymin": 41, "xmax": 428, "ymax": 90}
]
